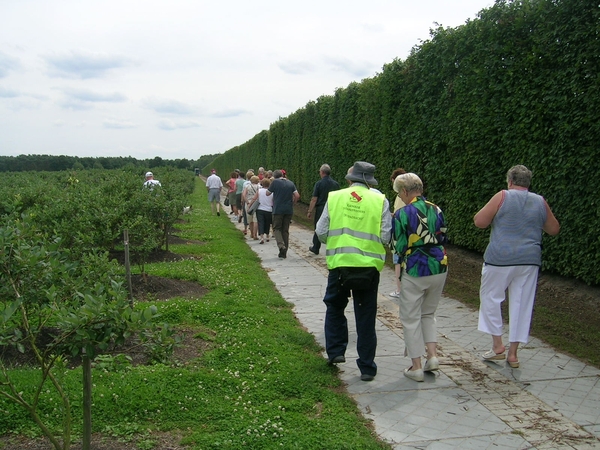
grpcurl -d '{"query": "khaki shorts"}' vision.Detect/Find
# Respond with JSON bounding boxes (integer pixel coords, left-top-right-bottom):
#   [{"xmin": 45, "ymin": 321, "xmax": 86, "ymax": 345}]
[
  {"xmin": 228, "ymin": 192, "xmax": 236, "ymax": 206},
  {"xmin": 246, "ymin": 209, "xmax": 258, "ymax": 223}
]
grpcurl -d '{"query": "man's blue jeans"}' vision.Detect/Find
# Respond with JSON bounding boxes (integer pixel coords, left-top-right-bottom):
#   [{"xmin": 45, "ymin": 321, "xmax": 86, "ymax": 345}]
[{"xmin": 323, "ymin": 267, "xmax": 379, "ymax": 376}]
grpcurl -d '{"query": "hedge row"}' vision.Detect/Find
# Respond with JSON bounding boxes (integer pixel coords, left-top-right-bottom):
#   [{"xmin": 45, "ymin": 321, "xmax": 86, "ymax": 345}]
[{"xmin": 208, "ymin": 0, "xmax": 600, "ymax": 285}]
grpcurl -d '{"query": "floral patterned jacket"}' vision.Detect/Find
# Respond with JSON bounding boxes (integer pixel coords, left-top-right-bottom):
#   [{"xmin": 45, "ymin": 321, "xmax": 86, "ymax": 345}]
[{"xmin": 393, "ymin": 196, "xmax": 448, "ymax": 277}]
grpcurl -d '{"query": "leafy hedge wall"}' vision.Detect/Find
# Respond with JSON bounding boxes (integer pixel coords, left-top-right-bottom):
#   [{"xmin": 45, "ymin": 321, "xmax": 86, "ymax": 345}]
[{"xmin": 207, "ymin": 0, "xmax": 600, "ymax": 285}]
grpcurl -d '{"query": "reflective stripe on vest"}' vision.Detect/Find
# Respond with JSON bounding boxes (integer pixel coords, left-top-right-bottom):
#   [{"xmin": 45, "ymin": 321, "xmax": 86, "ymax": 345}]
[{"xmin": 325, "ymin": 186, "xmax": 385, "ymax": 271}]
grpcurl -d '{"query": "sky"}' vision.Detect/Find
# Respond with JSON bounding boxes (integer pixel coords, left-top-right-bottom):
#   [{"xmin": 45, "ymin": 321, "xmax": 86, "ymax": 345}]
[{"xmin": 0, "ymin": 0, "xmax": 494, "ymax": 161}]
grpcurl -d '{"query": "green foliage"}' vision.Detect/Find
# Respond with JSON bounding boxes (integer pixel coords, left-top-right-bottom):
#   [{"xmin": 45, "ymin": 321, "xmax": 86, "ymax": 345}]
[
  {"xmin": 92, "ymin": 354, "xmax": 133, "ymax": 372},
  {"xmin": 207, "ymin": 0, "xmax": 600, "ymax": 285}
]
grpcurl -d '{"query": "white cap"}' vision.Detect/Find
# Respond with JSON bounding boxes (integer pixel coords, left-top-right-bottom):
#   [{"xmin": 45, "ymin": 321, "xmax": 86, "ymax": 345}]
[{"xmin": 145, "ymin": 172, "xmax": 153, "ymax": 177}]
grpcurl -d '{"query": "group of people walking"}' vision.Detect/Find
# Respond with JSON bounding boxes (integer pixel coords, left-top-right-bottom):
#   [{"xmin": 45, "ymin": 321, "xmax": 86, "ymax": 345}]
[
  {"xmin": 213, "ymin": 167, "xmax": 300, "ymax": 259},
  {"xmin": 208, "ymin": 161, "xmax": 560, "ymax": 383}
]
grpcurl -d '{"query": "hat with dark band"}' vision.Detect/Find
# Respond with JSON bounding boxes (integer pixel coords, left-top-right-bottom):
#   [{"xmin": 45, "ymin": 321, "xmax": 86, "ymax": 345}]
[{"xmin": 345, "ymin": 161, "xmax": 378, "ymax": 186}]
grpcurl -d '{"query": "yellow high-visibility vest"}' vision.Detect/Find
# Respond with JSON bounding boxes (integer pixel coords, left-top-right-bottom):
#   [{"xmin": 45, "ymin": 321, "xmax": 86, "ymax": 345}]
[{"xmin": 325, "ymin": 185, "xmax": 386, "ymax": 271}]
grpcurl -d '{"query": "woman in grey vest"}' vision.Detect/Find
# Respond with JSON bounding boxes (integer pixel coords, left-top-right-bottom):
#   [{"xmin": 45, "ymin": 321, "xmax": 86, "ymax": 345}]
[{"xmin": 474, "ymin": 165, "xmax": 559, "ymax": 368}]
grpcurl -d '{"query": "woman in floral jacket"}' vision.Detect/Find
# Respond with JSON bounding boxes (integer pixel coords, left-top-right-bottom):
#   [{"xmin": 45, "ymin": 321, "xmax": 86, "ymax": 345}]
[{"xmin": 393, "ymin": 173, "xmax": 448, "ymax": 382}]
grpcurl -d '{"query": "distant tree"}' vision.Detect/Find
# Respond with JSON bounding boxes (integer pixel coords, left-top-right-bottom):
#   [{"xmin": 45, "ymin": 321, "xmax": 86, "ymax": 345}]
[
  {"xmin": 196, "ymin": 153, "xmax": 221, "ymax": 170},
  {"xmin": 149, "ymin": 156, "xmax": 163, "ymax": 167}
]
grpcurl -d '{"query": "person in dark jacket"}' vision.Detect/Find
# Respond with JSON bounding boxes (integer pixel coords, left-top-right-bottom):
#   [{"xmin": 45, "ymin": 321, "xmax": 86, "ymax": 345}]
[{"xmin": 307, "ymin": 164, "xmax": 340, "ymax": 255}]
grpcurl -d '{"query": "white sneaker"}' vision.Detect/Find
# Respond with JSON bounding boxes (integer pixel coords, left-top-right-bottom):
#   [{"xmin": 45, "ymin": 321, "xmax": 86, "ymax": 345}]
[
  {"xmin": 423, "ymin": 356, "xmax": 439, "ymax": 372},
  {"xmin": 403, "ymin": 367, "xmax": 424, "ymax": 382},
  {"xmin": 389, "ymin": 291, "xmax": 400, "ymax": 298}
]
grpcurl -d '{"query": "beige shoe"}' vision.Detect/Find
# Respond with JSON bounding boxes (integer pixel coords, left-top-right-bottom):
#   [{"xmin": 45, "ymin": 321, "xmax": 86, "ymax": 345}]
[
  {"xmin": 423, "ymin": 357, "xmax": 439, "ymax": 372},
  {"xmin": 404, "ymin": 367, "xmax": 424, "ymax": 382},
  {"xmin": 482, "ymin": 349, "xmax": 506, "ymax": 361}
]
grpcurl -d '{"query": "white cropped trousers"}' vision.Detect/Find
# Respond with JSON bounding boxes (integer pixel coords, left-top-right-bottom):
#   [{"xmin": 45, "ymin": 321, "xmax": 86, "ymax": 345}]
[
  {"xmin": 478, "ymin": 264, "xmax": 539, "ymax": 343},
  {"xmin": 399, "ymin": 271, "xmax": 447, "ymax": 358}
]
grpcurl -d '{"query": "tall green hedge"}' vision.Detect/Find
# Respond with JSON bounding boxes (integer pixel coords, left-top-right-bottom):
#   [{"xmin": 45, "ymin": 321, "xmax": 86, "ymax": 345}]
[{"xmin": 207, "ymin": 0, "xmax": 600, "ymax": 285}]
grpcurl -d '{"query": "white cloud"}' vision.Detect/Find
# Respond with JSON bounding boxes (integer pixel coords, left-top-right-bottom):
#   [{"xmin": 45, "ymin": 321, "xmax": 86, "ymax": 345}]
[
  {"xmin": 44, "ymin": 50, "xmax": 133, "ymax": 79},
  {"xmin": 210, "ymin": 109, "xmax": 250, "ymax": 119},
  {"xmin": 58, "ymin": 87, "xmax": 127, "ymax": 110},
  {"xmin": 278, "ymin": 61, "xmax": 316, "ymax": 75},
  {"xmin": 0, "ymin": 51, "xmax": 20, "ymax": 78},
  {"xmin": 323, "ymin": 56, "xmax": 374, "ymax": 78},
  {"xmin": 59, "ymin": 99, "xmax": 93, "ymax": 111},
  {"xmin": 5, "ymin": 97, "xmax": 43, "ymax": 111},
  {"xmin": 62, "ymin": 88, "xmax": 127, "ymax": 103},
  {"xmin": 103, "ymin": 118, "xmax": 136, "ymax": 129},
  {"xmin": 361, "ymin": 23, "xmax": 385, "ymax": 33},
  {"xmin": 157, "ymin": 119, "xmax": 201, "ymax": 130},
  {"xmin": 143, "ymin": 98, "xmax": 196, "ymax": 116},
  {"xmin": 0, "ymin": 86, "xmax": 20, "ymax": 98}
]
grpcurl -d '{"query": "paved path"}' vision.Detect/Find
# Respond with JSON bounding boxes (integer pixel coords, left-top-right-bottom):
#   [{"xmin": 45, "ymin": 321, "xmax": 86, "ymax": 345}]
[{"xmin": 225, "ymin": 208, "xmax": 600, "ymax": 449}]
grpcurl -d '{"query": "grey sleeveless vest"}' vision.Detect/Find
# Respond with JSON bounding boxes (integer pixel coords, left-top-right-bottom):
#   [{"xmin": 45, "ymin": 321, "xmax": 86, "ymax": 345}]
[{"xmin": 483, "ymin": 190, "xmax": 547, "ymax": 266}]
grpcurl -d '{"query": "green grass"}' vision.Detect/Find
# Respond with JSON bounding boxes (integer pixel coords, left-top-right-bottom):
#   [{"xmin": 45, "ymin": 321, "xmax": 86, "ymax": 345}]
[{"xmin": 0, "ymin": 178, "xmax": 390, "ymax": 449}]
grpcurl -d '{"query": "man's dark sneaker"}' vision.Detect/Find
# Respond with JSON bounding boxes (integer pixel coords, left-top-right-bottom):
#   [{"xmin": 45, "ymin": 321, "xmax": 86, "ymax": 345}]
[
  {"xmin": 278, "ymin": 248, "xmax": 287, "ymax": 259},
  {"xmin": 217, "ymin": 211, "xmax": 220, "ymax": 216},
  {"xmin": 328, "ymin": 355, "xmax": 346, "ymax": 365},
  {"xmin": 360, "ymin": 373, "xmax": 375, "ymax": 382},
  {"xmin": 308, "ymin": 246, "xmax": 319, "ymax": 255}
]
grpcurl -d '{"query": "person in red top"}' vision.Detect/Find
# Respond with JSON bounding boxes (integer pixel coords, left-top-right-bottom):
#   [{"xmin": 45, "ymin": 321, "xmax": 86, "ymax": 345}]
[{"xmin": 226, "ymin": 171, "xmax": 238, "ymax": 217}]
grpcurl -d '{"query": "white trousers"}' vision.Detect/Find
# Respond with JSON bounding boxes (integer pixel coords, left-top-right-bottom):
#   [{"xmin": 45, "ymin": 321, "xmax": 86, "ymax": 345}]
[
  {"xmin": 477, "ymin": 264, "xmax": 539, "ymax": 343},
  {"xmin": 399, "ymin": 271, "xmax": 447, "ymax": 358}
]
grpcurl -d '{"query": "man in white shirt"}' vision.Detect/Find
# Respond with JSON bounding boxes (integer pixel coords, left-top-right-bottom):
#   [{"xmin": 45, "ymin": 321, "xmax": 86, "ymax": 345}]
[
  {"xmin": 143, "ymin": 172, "xmax": 161, "ymax": 190},
  {"xmin": 205, "ymin": 169, "xmax": 223, "ymax": 216}
]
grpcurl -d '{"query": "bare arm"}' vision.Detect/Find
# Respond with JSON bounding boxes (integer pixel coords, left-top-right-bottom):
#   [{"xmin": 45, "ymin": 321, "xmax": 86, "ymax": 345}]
[
  {"xmin": 307, "ymin": 197, "xmax": 317, "ymax": 219},
  {"xmin": 543, "ymin": 200, "xmax": 560, "ymax": 235},
  {"xmin": 474, "ymin": 191, "xmax": 504, "ymax": 229},
  {"xmin": 293, "ymin": 191, "xmax": 300, "ymax": 203}
]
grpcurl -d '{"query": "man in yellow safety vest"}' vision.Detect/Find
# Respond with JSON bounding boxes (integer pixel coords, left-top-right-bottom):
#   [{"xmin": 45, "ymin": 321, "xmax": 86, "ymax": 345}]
[{"xmin": 316, "ymin": 161, "xmax": 391, "ymax": 381}]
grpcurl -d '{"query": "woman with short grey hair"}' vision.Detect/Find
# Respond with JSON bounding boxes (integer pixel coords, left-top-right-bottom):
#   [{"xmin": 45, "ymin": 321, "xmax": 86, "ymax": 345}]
[
  {"xmin": 474, "ymin": 165, "xmax": 560, "ymax": 368},
  {"xmin": 506, "ymin": 164, "xmax": 532, "ymax": 187},
  {"xmin": 393, "ymin": 173, "xmax": 448, "ymax": 382}
]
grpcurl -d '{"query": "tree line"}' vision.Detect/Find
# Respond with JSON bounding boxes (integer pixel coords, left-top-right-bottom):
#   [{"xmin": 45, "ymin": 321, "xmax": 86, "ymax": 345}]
[{"xmin": 0, "ymin": 153, "xmax": 221, "ymax": 173}]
